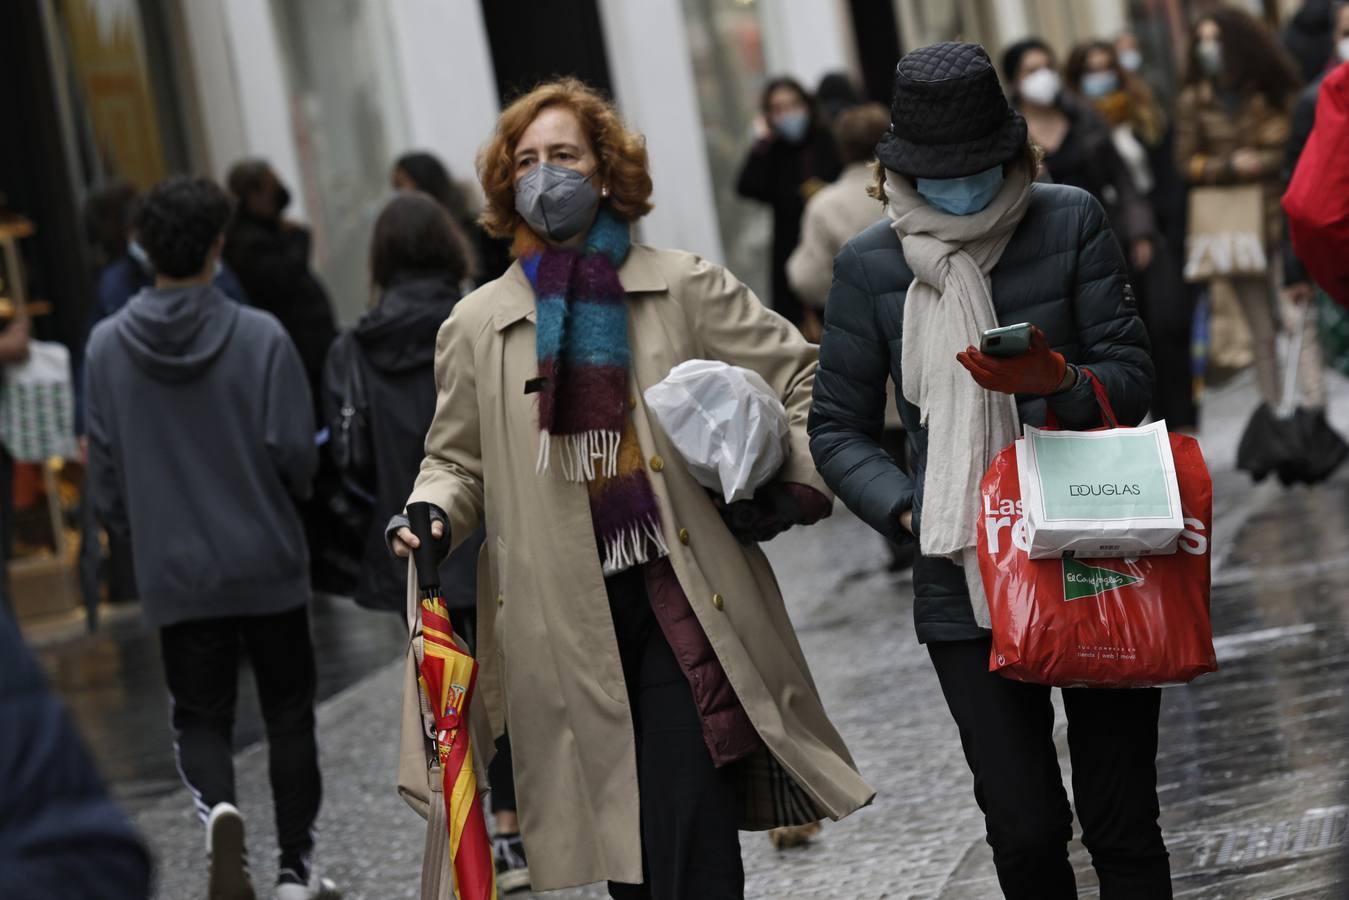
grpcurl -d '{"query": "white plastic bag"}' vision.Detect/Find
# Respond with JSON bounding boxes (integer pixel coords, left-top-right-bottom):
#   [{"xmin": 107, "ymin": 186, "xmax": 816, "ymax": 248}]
[
  {"xmin": 643, "ymin": 360, "xmax": 789, "ymax": 503},
  {"xmin": 0, "ymin": 340, "xmax": 77, "ymax": 463}
]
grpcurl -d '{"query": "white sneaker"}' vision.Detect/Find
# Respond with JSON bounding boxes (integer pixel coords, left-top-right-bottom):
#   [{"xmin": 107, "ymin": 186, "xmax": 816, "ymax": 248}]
[
  {"xmin": 274, "ymin": 870, "xmax": 341, "ymax": 900},
  {"xmin": 207, "ymin": 803, "xmax": 255, "ymax": 900}
]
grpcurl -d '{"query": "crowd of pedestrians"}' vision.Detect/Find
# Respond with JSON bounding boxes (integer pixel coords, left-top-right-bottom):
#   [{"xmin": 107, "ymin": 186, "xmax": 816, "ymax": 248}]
[{"xmin": 3, "ymin": 3, "xmax": 1349, "ymax": 899}]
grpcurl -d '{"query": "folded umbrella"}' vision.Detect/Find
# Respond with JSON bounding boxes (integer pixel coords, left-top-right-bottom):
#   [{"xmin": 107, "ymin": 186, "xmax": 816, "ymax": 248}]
[
  {"xmin": 1276, "ymin": 406, "xmax": 1348, "ymax": 486},
  {"xmin": 1237, "ymin": 303, "xmax": 1347, "ymax": 486},
  {"xmin": 408, "ymin": 503, "xmax": 496, "ymax": 900}
]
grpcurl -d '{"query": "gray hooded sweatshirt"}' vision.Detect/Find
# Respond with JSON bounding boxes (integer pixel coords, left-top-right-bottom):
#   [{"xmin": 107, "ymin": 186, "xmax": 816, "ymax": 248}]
[{"xmin": 84, "ymin": 283, "xmax": 317, "ymax": 628}]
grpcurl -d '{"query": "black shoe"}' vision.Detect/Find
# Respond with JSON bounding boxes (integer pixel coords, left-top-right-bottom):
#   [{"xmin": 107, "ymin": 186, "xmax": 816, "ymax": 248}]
[{"xmin": 493, "ymin": 832, "xmax": 531, "ymax": 894}]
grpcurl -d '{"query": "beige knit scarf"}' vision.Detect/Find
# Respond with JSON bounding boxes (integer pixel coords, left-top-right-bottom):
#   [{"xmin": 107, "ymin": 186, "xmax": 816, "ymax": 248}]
[{"xmin": 884, "ymin": 160, "xmax": 1033, "ymax": 626}]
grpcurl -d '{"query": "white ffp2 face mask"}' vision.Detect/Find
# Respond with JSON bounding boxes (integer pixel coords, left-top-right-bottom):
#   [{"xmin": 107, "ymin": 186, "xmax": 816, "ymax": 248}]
[
  {"xmin": 1019, "ymin": 68, "xmax": 1062, "ymax": 106},
  {"xmin": 1338, "ymin": 36, "xmax": 1349, "ymax": 63}
]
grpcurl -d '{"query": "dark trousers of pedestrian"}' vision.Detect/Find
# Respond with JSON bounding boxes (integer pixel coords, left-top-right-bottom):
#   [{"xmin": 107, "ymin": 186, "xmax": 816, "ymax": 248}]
[
  {"xmin": 1135, "ymin": 249, "xmax": 1198, "ymax": 430},
  {"xmin": 0, "ymin": 447, "xmax": 12, "ymax": 618},
  {"xmin": 605, "ymin": 567, "xmax": 744, "ymax": 900},
  {"xmin": 160, "ymin": 604, "xmax": 322, "ymax": 877},
  {"xmin": 927, "ymin": 637, "xmax": 1171, "ymax": 900}
]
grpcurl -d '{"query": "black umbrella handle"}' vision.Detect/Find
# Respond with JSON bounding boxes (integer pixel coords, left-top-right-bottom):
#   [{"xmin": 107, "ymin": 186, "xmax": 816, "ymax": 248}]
[{"xmin": 406, "ymin": 502, "xmax": 444, "ymax": 593}]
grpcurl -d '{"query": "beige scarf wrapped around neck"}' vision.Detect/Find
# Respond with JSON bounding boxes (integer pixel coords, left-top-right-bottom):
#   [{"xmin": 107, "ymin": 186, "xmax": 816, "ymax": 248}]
[{"xmin": 884, "ymin": 160, "xmax": 1033, "ymax": 627}]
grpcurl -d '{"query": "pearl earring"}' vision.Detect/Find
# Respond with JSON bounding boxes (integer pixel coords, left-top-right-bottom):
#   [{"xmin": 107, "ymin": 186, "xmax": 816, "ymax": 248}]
[{"xmin": 601, "ymin": 186, "xmax": 609, "ymax": 197}]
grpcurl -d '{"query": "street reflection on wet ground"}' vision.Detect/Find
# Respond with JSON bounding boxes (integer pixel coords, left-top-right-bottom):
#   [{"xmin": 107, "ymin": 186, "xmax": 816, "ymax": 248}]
[
  {"xmin": 936, "ymin": 470, "xmax": 1349, "ymax": 897},
  {"xmin": 1157, "ymin": 473, "xmax": 1349, "ymax": 898},
  {"xmin": 27, "ymin": 372, "xmax": 1349, "ymax": 897},
  {"xmin": 33, "ymin": 593, "xmax": 406, "ymax": 811}
]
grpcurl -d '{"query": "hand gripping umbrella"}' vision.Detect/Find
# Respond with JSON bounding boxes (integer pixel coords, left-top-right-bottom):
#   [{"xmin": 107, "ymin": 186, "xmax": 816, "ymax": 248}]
[{"xmin": 407, "ymin": 502, "xmax": 496, "ymax": 900}]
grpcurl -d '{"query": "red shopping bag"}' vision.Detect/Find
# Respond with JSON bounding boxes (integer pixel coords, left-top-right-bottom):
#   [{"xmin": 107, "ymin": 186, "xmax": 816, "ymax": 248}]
[
  {"xmin": 977, "ymin": 400, "xmax": 1217, "ymax": 687},
  {"xmin": 1284, "ymin": 64, "xmax": 1349, "ymax": 309}
]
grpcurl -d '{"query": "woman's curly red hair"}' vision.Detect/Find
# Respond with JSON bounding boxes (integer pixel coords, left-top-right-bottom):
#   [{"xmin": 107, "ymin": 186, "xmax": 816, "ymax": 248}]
[{"xmin": 477, "ymin": 78, "xmax": 654, "ymax": 239}]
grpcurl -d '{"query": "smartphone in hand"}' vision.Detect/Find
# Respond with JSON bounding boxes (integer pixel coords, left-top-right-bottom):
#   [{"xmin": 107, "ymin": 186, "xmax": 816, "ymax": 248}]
[{"xmin": 980, "ymin": 322, "xmax": 1033, "ymax": 358}]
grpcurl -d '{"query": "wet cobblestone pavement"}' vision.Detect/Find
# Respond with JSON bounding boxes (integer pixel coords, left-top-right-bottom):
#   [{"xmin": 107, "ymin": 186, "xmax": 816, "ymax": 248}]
[{"xmin": 35, "ymin": 371, "xmax": 1349, "ymax": 898}]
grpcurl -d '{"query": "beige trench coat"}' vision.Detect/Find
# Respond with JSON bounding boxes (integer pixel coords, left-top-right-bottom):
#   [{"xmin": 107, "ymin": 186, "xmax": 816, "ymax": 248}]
[{"xmin": 406, "ymin": 244, "xmax": 874, "ymax": 890}]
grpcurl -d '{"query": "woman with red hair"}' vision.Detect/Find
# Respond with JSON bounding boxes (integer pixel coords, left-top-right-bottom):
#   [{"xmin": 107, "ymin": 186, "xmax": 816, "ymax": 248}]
[{"xmin": 390, "ymin": 79, "xmax": 872, "ymax": 898}]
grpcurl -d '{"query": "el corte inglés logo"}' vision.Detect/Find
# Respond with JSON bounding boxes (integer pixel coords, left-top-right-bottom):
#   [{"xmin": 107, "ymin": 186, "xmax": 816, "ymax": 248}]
[{"xmin": 1062, "ymin": 557, "xmax": 1143, "ymax": 602}]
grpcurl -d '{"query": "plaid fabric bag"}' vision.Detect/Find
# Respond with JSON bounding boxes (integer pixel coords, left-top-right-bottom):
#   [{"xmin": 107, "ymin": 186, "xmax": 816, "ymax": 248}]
[{"xmin": 0, "ymin": 340, "xmax": 78, "ymax": 462}]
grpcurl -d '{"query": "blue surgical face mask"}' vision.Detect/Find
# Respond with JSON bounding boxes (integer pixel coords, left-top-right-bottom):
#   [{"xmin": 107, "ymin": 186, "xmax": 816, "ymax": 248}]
[
  {"xmin": 1081, "ymin": 70, "xmax": 1120, "ymax": 98},
  {"xmin": 915, "ymin": 165, "xmax": 1005, "ymax": 216},
  {"xmin": 774, "ymin": 112, "xmax": 810, "ymax": 143}
]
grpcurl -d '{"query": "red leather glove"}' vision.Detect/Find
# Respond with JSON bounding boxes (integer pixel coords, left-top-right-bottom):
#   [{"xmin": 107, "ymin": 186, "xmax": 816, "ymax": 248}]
[{"xmin": 956, "ymin": 326, "xmax": 1068, "ymax": 396}]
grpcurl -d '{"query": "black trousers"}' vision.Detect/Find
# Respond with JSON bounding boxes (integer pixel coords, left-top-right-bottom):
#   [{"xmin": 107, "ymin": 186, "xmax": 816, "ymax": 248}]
[
  {"xmin": 160, "ymin": 605, "xmax": 321, "ymax": 873},
  {"xmin": 605, "ymin": 568, "xmax": 743, "ymax": 900},
  {"xmin": 928, "ymin": 637, "xmax": 1171, "ymax": 900}
]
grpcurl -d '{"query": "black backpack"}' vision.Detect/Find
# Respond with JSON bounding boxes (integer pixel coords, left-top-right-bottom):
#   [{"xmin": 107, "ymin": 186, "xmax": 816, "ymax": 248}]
[{"xmin": 309, "ymin": 333, "xmax": 376, "ymax": 596}]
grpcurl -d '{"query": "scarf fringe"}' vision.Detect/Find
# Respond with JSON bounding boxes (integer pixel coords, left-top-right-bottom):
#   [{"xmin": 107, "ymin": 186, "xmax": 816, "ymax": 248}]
[
  {"xmin": 601, "ymin": 516, "xmax": 671, "ymax": 576},
  {"xmin": 536, "ymin": 430, "xmax": 622, "ymax": 481}
]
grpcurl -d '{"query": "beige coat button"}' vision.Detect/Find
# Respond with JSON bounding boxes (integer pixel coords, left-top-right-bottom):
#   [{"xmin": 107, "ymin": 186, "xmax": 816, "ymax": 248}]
[
  {"xmin": 496, "ymin": 593, "xmax": 504, "ymax": 607},
  {"xmin": 628, "ymin": 396, "xmax": 637, "ymax": 410},
  {"xmin": 712, "ymin": 593, "xmax": 724, "ymax": 611},
  {"xmin": 649, "ymin": 455, "xmax": 665, "ymax": 472},
  {"xmin": 678, "ymin": 528, "xmax": 690, "ymax": 545}
]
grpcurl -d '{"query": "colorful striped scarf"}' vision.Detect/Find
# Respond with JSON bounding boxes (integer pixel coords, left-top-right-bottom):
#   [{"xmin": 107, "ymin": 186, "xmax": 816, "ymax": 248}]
[{"xmin": 519, "ymin": 209, "xmax": 669, "ymax": 575}]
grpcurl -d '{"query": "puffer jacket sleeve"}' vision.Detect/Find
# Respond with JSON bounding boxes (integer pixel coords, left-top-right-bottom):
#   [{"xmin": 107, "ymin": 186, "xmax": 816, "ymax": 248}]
[
  {"xmin": 808, "ymin": 243, "xmax": 914, "ymax": 544},
  {"xmin": 1047, "ymin": 194, "xmax": 1154, "ymax": 429}
]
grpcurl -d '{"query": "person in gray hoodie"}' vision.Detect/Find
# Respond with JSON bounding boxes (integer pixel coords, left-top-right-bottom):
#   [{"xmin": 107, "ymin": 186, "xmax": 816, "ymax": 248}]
[{"xmin": 84, "ymin": 176, "xmax": 338, "ymax": 900}]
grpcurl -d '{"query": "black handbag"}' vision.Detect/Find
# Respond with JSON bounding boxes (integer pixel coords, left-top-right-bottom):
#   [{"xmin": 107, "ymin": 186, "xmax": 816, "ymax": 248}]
[{"xmin": 328, "ymin": 333, "xmax": 374, "ymax": 480}]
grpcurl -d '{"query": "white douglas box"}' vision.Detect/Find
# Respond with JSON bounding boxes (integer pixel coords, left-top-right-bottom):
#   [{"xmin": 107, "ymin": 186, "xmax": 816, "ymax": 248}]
[{"xmin": 1016, "ymin": 420, "xmax": 1184, "ymax": 559}]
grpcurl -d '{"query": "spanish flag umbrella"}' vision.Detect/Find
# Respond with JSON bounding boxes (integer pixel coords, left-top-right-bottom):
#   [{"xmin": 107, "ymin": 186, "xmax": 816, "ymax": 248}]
[{"xmin": 408, "ymin": 503, "xmax": 496, "ymax": 900}]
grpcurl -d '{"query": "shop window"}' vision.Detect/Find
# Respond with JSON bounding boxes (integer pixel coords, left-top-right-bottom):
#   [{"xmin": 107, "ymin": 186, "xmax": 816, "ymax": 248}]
[
  {"xmin": 271, "ymin": 0, "xmax": 410, "ymax": 323},
  {"xmin": 680, "ymin": 0, "xmax": 772, "ymax": 303}
]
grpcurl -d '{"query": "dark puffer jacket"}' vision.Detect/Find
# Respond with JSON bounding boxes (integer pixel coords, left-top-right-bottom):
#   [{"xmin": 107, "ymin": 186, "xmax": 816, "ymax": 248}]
[{"xmin": 808, "ymin": 184, "xmax": 1153, "ymax": 643}]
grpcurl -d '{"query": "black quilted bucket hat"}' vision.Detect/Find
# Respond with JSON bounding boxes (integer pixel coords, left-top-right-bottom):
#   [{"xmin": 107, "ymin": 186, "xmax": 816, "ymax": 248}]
[{"xmin": 875, "ymin": 41, "xmax": 1027, "ymax": 179}]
